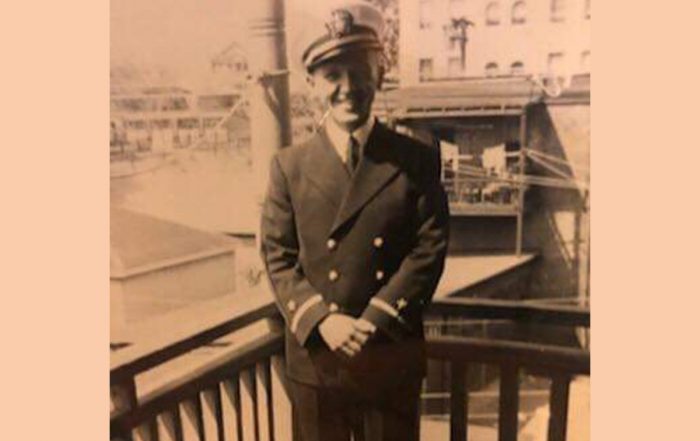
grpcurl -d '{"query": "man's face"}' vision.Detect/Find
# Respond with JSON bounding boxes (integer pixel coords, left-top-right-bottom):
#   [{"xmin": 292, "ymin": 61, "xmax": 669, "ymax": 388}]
[{"xmin": 308, "ymin": 50, "xmax": 383, "ymax": 132}]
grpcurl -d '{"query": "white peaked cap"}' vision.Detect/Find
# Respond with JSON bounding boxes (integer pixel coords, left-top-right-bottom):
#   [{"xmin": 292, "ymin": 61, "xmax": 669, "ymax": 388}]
[{"xmin": 287, "ymin": 0, "xmax": 385, "ymax": 74}]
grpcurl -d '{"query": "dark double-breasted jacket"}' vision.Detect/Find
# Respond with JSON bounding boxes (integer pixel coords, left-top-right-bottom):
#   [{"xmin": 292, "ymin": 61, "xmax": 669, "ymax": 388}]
[{"xmin": 260, "ymin": 121, "xmax": 449, "ymax": 391}]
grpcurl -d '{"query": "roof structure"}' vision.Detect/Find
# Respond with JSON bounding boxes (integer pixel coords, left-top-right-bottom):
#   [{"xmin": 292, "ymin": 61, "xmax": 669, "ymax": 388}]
[
  {"xmin": 211, "ymin": 42, "xmax": 249, "ymax": 68},
  {"xmin": 545, "ymin": 74, "xmax": 591, "ymax": 105},
  {"xmin": 110, "ymin": 207, "xmax": 237, "ymax": 279},
  {"xmin": 374, "ymin": 77, "xmax": 544, "ymax": 119}
]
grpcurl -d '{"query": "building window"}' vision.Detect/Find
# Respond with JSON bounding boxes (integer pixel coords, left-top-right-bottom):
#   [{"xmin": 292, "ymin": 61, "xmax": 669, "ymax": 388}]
[
  {"xmin": 511, "ymin": 1, "xmax": 526, "ymax": 24},
  {"xmin": 419, "ymin": 0, "xmax": 432, "ymax": 29},
  {"xmin": 448, "ymin": 57, "xmax": 464, "ymax": 77},
  {"xmin": 547, "ymin": 52, "xmax": 565, "ymax": 76},
  {"xmin": 419, "ymin": 58, "xmax": 434, "ymax": 81},
  {"xmin": 550, "ymin": 0, "xmax": 565, "ymax": 22},
  {"xmin": 580, "ymin": 50, "xmax": 590, "ymax": 72},
  {"xmin": 486, "ymin": 2, "xmax": 500, "ymax": 25},
  {"xmin": 510, "ymin": 61, "xmax": 525, "ymax": 75},
  {"xmin": 485, "ymin": 62, "xmax": 499, "ymax": 77}
]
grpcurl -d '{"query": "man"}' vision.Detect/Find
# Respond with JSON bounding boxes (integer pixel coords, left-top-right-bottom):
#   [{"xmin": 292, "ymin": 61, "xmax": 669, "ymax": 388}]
[{"xmin": 260, "ymin": 2, "xmax": 449, "ymax": 440}]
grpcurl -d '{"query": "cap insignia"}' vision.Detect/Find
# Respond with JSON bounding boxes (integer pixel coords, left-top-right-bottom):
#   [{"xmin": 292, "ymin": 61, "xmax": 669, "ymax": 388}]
[{"xmin": 325, "ymin": 9, "xmax": 354, "ymax": 38}]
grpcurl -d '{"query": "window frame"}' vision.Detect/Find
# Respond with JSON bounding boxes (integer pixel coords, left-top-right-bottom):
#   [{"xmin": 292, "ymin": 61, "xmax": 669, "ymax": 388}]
[
  {"xmin": 510, "ymin": 61, "xmax": 525, "ymax": 76},
  {"xmin": 485, "ymin": 62, "xmax": 500, "ymax": 77},
  {"xmin": 550, "ymin": 0, "xmax": 566, "ymax": 22},
  {"xmin": 419, "ymin": 58, "xmax": 434, "ymax": 81},
  {"xmin": 486, "ymin": 1, "xmax": 501, "ymax": 26},
  {"xmin": 511, "ymin": 1, "xmax": 526, "ymax": 25}
]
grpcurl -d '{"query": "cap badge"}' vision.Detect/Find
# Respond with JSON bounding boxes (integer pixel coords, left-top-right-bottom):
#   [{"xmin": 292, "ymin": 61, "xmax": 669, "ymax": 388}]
[{"xmin": 326, "ymin": 9, "xmax": 354, "ymax": 38}]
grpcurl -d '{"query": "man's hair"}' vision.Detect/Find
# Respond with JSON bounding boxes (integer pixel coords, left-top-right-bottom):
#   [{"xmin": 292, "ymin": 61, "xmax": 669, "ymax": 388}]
[{"xmin": 307, "ymin": 48, "xmax": 386, "ymax": 88}]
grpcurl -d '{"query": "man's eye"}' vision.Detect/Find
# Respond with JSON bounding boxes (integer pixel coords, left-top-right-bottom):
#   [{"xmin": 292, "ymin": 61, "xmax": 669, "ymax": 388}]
[{"xmin": 325, "ymin": 72, "xmax": 340, "ymax": 81}]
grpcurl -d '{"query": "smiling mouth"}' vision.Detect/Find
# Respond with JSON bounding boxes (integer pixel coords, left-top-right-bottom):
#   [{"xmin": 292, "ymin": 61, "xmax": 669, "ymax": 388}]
[{"xmin": 334, "ymin": 100, "xmax": 361, "ymax": 111}]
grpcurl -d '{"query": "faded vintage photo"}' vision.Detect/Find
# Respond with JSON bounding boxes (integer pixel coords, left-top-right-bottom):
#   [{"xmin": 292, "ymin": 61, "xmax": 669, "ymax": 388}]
[{"xmin": 110, "ymin": 1, "xmax": 590, "ymax": 440}]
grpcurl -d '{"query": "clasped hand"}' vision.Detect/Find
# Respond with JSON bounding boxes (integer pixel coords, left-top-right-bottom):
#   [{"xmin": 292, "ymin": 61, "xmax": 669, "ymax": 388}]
[{"xmin": 318, "ymin": 314, "xmax": 376, "ymax": 358}]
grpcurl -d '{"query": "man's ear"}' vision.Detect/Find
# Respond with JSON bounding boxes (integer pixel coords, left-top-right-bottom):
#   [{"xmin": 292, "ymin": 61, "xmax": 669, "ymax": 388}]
[
  {"xmin": 377, "ymin": 65, "xmax": 386, "ymax": 91},
  {"xmin": 374, "ymin": 52, "xmax": 387, "ymax": 91},
  {"xmin": 305, "ymin": 74, "xmax": 315, "ymax": 88}
]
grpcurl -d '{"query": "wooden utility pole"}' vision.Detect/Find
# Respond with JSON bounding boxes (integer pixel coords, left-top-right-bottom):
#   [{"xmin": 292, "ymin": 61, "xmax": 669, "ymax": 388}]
[
  {"xmin": 248, "ymin": 4, "xmax": 292, "ymax": 181},
  {"xmin": 247, "ymin": 0, "xmax": 293, "ymax": 244},
  {"xmin": 445, "ymin": 17, "xmax": 474, "ymax": 70}
]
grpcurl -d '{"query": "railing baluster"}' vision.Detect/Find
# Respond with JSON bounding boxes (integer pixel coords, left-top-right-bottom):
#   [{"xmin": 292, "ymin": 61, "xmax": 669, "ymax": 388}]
[
  {"xmin": 133, "ymin": 420, "xmax": 157, "ymax": 441},
  {"xmin": 221, "ymin": 377, "xmax": 243, "ymax": 441},
  {"xmin": 111, "ymin": 378, "xmax": 138, "ymax": 415},
  {"xmin": 180, "ymin": 398, "xmax": 202, "ymax": 441},
  {"xmin": 270, "ymin": 355, "xmax": 293, "ymax": 441},
  {"xmin": 112, "ymin": 378, "xmax": 138, "ymax": 441},
  {"xmin": 256, "ymin": 360, "xmax": 274, "ymax": 441},
  {"xmin": 200, "ymin": 387, "xmax": 221, "ymax": 441},
  {"xmin": 547, "ymin": 374, "xmax": 571, "ymax": 441},
  {"xmin": 157, "ymin": 407, "xmax": 181, "ymax": 441},
  {"xmin": 240, "ymin": 367, "xmax": 259, "ymax": 441},
  {"xmin": 449, "ymin": 361, "xmax": 469, "ymax": 441},
  {"xmin": 498, "ymin": 365, "xmax": 519, "ymax": 441}
]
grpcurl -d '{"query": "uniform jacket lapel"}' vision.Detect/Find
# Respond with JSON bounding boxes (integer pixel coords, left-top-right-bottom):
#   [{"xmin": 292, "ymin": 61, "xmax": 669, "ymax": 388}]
[
  {"xmin": 301, "ymin": 128, "xmax": 351, "ymax": 214},
  {"xmin": 331, "ymin": 123, "xmax": 401, "ymax": 235}
]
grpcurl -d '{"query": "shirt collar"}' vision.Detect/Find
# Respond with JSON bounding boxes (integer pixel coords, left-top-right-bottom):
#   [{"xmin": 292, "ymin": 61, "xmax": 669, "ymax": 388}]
[{"xmin": 325, "ymin": 114, "xmax": 376, "ymax": 161}]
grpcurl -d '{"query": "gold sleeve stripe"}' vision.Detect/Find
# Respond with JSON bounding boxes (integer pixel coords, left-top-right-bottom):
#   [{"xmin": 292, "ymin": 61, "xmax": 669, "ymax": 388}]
[
  {"xmin": 290, "ymin": 294, "xmax": 323, "ymax": 333},
  {"xmin": 369, "ymin": 297, "xmax": 399, "ymax": 318}
]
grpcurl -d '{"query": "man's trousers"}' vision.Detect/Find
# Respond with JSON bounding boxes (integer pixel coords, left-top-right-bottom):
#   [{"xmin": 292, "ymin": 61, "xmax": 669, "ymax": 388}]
[{"xmin": 289, "ymin": 378, "xmax": 422, "ymax": 441}]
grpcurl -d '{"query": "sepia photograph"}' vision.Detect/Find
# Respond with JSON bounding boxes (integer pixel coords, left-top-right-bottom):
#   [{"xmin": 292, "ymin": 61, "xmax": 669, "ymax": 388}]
[{"xmin": 109, "ymin": 1, "xmax": 590, "ymax": 440}]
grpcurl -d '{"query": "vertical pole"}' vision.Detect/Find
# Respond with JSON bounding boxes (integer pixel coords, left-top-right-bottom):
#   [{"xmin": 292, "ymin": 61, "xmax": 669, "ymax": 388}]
[
  {"xmin": 110, "ymin": 378, "xmax": 138, "ymax": 441},
  {"xmin": 449, "ymin": 361, "xmax": 468, "ymax": 441},
  {"xmin": 577, "ymin": 189, "xmax": 590, "ymax": 348},
  {"xmin": 498, "ymin": 365, "xmax": 519, "ymax": 441},
  {"xmin": 547, "ymin": 375, "xmax": 571, "ymax": 441},
  {"xmin": 247, "ymin": 0, "xmax": 293, "ymax": 248},
  {"xmin": 515, "ymin": 111, "xmax": 527, "ymax": 256},
  {"xmin": 271, "ymin": 354, "xmax": 294, "ymax": 441},
  {"xmin": 579, "ymin": 190, "xmax": 590, "ymax": 303}
]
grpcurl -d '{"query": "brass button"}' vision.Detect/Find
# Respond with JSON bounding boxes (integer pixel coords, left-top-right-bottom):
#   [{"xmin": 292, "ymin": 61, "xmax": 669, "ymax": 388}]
[
  {"xmin": 375, "ymin": 270, "xmax": 385, "ymax": 281},
  {"xmin": 397, "ymin": 298, "xmax": 408, "ymax": 310},
  {"xmin": 373, "ymin": 236, "xmax": 384, "ymax": 248},
  {"xmin": 287, "ymin": 300, "xmax": 296, "ymax": 312},
  {"xmin": 329, "ymin": 303, "xmax": 339, "ymax": 312},
  {"xmin": 327, "ymin": 238, "xmax": 337, "ymax": 250},
  {"xmin": 328, "ymin": 270, "xmax": 339, "ymax": 282}
]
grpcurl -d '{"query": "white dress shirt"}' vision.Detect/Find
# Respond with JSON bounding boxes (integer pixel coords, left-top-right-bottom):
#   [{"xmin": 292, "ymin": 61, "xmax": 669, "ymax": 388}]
[{"xmin": 325, "ymin": 115, "xmax": 376, "ymax": 165}]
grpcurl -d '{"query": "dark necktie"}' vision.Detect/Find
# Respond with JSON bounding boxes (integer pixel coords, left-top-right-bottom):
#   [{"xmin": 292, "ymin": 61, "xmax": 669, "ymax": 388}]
[{"xmin": 346, "ymin": 135, "xmax": 360, "ymax": 174}]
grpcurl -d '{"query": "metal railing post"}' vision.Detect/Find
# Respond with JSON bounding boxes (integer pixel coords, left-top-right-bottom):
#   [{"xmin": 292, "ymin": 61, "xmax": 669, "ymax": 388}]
[{"xmin": 516, "ymin": 111, "xmax": 527, "ymax": 256}]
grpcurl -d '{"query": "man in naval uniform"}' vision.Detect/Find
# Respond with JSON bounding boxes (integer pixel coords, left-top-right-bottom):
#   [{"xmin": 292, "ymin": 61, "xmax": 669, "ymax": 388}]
[{"xmin": 260, "ymin": 1, "xmax": 450, "ymax": 440}]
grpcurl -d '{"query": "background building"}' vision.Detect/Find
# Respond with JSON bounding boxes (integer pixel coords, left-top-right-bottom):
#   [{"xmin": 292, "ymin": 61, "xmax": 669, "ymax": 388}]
[
  {"xmin": 373, "ymin": 0, "xmax": 591, "ymax": 306},
  {"xmin": 399, "ymin": 0, "xmax": 590, "ymax": 85}
]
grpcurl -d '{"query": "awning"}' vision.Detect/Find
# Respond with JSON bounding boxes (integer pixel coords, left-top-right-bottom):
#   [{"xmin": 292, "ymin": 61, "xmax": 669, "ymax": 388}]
[
  {"xmin": 545, "ymin": 74, "xmax": 591, "ymax": 105},
  {"xmin": 374, "ymin": 77, "xmax": 544, "ymax": 119}
]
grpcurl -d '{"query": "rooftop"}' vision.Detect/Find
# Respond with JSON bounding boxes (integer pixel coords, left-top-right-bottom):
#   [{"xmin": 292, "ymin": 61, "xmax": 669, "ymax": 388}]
[
  {"xmin": 375, "ymin": 77, "xmax": 544, "ymax": 119},
  {"xmin": 375, "ymin": 74, "xmax": 591, "ymax": 119},
  {"xmin": 110, "ymin": 207, "xmax": 237, "ymax": 279}
]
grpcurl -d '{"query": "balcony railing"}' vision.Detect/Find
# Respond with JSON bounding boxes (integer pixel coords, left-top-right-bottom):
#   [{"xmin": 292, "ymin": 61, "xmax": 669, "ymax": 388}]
[
  {"xmin": 110, "ymin": 296, "xmax": 589, "ymax": 441},
  {"xmin": 441, "ymin": 154, "xmax": 524, "ymax": 217}
]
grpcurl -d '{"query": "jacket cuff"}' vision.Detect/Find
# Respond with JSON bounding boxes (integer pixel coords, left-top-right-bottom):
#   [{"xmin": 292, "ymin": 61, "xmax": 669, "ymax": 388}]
[
  {"xmin": 360, "ymin": 298, "xmax": 406, "ymax": 341},
  {"xmin": 290, "ymin": 294, "xmax": 331, "ymax": 346}
]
